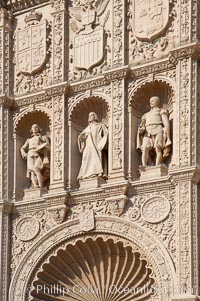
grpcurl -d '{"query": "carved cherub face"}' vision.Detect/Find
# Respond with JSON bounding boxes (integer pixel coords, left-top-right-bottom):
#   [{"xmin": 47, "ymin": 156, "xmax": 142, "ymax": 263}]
[
  {"xmin": 149, "ymin": 96, "xmax": 161, "ymax": 108},
  {"xmin": 88, "ymin": 112, "xmax": 98, "ymax": 123}
]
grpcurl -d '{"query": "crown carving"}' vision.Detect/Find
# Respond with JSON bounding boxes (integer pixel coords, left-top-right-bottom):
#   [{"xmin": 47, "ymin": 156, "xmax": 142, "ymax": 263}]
[{"xmin": 25, "ymin": 10, "xmax": 42, "ymax": 23}]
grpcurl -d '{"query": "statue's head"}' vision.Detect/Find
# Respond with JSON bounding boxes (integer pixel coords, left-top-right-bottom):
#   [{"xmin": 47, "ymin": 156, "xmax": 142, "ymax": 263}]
[
  {"xmin": 88, "ymin": 112, "xmax": 98, "ymax": 123},
  {"xmin": 30, "ymin": 124, "xmax": 42, "ymax": 135},
  {"xmin": 149, "ymin": 96, "xmax": 161, "ymax": 108}
]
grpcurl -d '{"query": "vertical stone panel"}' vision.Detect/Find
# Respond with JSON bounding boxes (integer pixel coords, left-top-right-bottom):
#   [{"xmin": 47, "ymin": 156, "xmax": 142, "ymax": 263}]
[
  {"xmin": 50, "ymin": 94, "xmax": 66, "ymax": 191},
  {"xmin": 51, "ymin": 0, "xmax": 67, "ymax": 83},
  {"xmin": 0, "ymin": 205, "xmax": 11, "ymax": 301},
  {"xmin": 113, "ymin": 0, "xmax": 124, "ymax": 67},
  {"xmin": 109, "ymin": 79, "xmax": 125, "ymax": 180}
]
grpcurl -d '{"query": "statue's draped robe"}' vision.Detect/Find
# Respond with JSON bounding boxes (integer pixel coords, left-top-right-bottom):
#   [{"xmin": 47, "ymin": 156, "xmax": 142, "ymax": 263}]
[{"xmin": 78, "ymin": 122, "xmax": 108, "ymax": 179}]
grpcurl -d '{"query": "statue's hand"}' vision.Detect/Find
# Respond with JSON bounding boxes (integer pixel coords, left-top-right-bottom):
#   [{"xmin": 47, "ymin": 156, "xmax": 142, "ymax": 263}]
[
  {"xmin": 138, "ymin": 127, "xmax": 145, "ymax": 134},
  {"xmin": 22, "ymin": 153, "xmax": 27, "ymax": 160}
]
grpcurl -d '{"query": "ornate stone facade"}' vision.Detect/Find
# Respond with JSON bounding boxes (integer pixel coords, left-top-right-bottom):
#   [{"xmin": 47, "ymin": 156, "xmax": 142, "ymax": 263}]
[{"xmin": 0, "ymin": 0, "xmax": 199, "ymax": 301}]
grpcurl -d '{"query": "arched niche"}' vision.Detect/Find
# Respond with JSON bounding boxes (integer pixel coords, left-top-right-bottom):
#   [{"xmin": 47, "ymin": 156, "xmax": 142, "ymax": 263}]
[
  {"xmin": 68, "ymin": 96, "xmax": 109, "ymax": 189},
  {"xmin": 14, "ymin": 111, "xmax": 51, "ymax": 199},
  {"xmin": 129, "ymin": 80, "xmax": 174, "ymax": 179}
]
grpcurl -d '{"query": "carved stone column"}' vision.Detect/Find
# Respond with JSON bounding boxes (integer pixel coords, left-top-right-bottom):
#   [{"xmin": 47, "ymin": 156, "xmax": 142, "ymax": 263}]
[
  {"xmin": 109, "ymin": 79, "xmax": 126, "ymax": 181},
  {"xmin": 0, "ymin": 203, "xmax": 12, "ymax": 301},
  {"xmin": 51, "ymin": 0, "xmax": 68, "ymax": 83},
  {"xmin": 50, "ymin": 94, "xmax": 67, "ymax": 191}
]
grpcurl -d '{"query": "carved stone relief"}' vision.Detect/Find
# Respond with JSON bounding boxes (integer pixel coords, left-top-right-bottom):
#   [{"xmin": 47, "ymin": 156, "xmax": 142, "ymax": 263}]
[
  {"xmin": 69, "ymin": 0, "xmax": 112, "ymax": 81},
  {"xmin": 112, "ymin": 80, "xmax": 123, "ymax": 170},
  {"xmin": 14, "ymin": 9, "xmax": 52, "ymax": 95},
  {"xmin": 11, "ymin": 206, "xmax": 66, "ymax": 273},
  {"xmin": 124, "ymin": 189, "xmax": 176, "ymax": 266},
  {"xmin": 10, "ymin": 217, "xmax": 176, "ymax": 301},
  {"xmin": 128, "ymin": 0, "xmax": 178, "ymax": 65}
]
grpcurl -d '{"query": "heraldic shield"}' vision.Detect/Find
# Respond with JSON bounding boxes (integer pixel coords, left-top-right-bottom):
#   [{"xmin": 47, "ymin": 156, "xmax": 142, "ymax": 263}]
[
  {"xmin": 17, "ymin": 20, "xmax": 47, "ymax": 74},
  {"xmin": 133, "ymin": 0, "xmax": 169, "ymax": 42},
  {"xmin": 74, "ymin": 26, "xmax": 104, "ymax": 71}
]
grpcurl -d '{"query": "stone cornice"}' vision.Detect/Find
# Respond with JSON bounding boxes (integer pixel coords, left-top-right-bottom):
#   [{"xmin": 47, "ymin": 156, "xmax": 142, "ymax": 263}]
[
  {"xmin": 10, "ymin": 43, "xmax": 200, "ymax": 108},
  {"xmin": 170, "ymin": 43, "xmax": 200, "ymax": 61}
]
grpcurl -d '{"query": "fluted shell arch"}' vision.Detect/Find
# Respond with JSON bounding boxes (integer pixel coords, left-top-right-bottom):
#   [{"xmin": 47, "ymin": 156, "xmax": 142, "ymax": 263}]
[
  {"xmin": 70, "ymin": 96, "xmax": 110, "ymax": 128},
  {"xmin": 15, "ymin": 110, "xmax": 51, "ymax": 138},
  {"xmin": 30, "ymin": 236, "xmax": 156, "ymax": 301},
  {"xmin": 129, "ymin": 79, "xmax": 174, "ymax": 118}
]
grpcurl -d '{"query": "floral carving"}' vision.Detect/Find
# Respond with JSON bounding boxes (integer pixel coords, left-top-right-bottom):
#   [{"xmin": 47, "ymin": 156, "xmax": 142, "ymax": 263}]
[
  {"xmin": 141, "ymin": 196, "xmax": 171, "ymax": 223},
  {"xmin": 52, "ymin": 95, "xmax": 63, "ymax": 181},
  {"xmin": 15, "ymin": 216, "xmax": 40, "ymax": 241},
  {"xmin": 112, "ymin": 80, "xmax": 123, "ymax": 169}
]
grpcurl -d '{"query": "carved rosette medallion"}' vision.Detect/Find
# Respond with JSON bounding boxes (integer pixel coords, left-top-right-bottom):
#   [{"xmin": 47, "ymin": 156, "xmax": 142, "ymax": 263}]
[
  {"xmin": 16, "ymin": 10, "xmax": 49, "ymax": 75},
  {"xmin": 133, "ymin": 0, "xmax": 170, "ymax": 42},
  {"xmin": 79, "ymin": 210, "xmax": 95, "ymax": 231},
  {"xmin": 141, "ymin": 196, "xmax": 171, "ymax": 223},
  {"xmin": 15, "ymin": 216, "xmax": 40, "ymax": 241}
]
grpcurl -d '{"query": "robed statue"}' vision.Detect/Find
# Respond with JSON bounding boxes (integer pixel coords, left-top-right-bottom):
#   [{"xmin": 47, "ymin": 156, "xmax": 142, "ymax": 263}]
[
  {"xmin": 137, "ymin": 96, "xmax": 171, "ymax": 167},
  {"xmin": 21, "ymin": 124, "xmax": 50, "ymax": 188},
  {"xmin": 78, "ymin": 112, "xmax": 108, "ymax": 180}
]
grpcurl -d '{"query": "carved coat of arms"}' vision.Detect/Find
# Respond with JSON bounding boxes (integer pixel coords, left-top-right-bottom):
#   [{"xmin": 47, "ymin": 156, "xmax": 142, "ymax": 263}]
[
  {"xmin": 79, "ymin": 210, "xmax": 95, "ymax": 231},
  {"xmin": 16, "ymin": 11, "xmax": 48, "ymax": 75},
  {"xmin": 133, "ymin": 0, "xmax": 169, "ymax": 42},
  {"xmin": 70, "ymin": 0, "xmax": 110, "ymax": 71}
]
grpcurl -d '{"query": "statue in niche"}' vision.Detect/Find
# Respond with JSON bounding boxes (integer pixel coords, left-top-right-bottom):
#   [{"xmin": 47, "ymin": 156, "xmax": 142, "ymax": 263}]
[
  {"xmin": 21, "ymin": 124, "xmax": 50, "ymax": 189},
  {"xmin": 77, "ymin": 112, "xmax": 108, "ymax": 180},
  {"xmin": 137, "ymin": 96, "xmax": 171, "ymax": 167}
]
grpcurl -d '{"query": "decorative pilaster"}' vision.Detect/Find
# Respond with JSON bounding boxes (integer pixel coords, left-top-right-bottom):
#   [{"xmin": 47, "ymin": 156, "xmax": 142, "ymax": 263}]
[
  {"xmin": 0, "ymin": 203, "xmax": 12, "ymax": 301},
  {"xmin": 50, "ymin": 94, "xmax": 67, "ymax": 191},
  {"xmin": 113, "ymin": 0, "xmax": 124, "ymax": 67},
  {"xmin": 0, "ymin": 103, "xmax": 12, "ymax": 201},
  {"xmin": 109, "ymin": 79, "xmax": 126, "ymax": 181},
  {"xmin": 51, "ymin": 0, "xmax": 68, "ymax": 83},
  {"xmin": 0, "ymin": 9, "xmax": 12, "ymax": 96},
  {"xmin": 174, "ymin": 58, "xmax": 198, "ymax": 168},
  {"xmin": 174, "ymin": 173, "xmax": 200, "ymax": 298}
]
